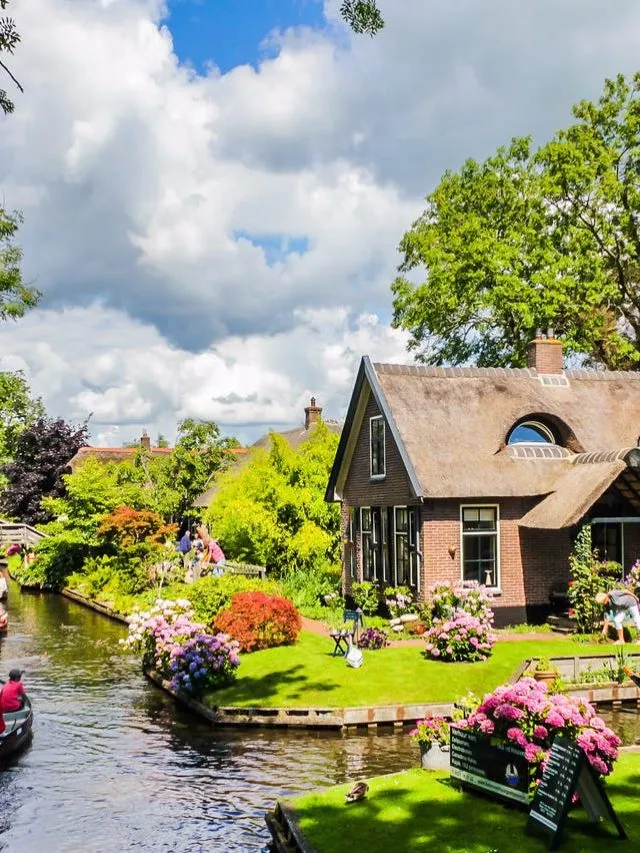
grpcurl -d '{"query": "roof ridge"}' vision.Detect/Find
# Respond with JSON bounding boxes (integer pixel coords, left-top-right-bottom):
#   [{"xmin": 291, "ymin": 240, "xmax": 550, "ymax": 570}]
[{"xmin": 373, "ymin": 362, "xmax": 640, "ymax": 381}]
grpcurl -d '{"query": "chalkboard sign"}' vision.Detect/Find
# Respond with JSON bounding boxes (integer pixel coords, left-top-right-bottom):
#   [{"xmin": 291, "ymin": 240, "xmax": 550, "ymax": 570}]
[
  {"xmin": 527, "ymin": 735, "xmax": 626, "ymax": 849},
  {"xmin": 450, "ymin": 726, "xmax": 530, "ymax": 806}
]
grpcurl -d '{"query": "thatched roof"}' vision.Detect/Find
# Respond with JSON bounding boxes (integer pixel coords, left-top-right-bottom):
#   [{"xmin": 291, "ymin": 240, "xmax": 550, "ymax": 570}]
[{"xmin": 326, "ymin": 357, "xmax": 640, "ymax": 527}]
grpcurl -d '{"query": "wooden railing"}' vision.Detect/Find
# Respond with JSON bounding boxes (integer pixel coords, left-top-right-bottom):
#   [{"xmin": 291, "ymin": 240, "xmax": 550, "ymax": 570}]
[{"xmin": 0, "ymin": 521, "xmax": 47, "ymax": 548}]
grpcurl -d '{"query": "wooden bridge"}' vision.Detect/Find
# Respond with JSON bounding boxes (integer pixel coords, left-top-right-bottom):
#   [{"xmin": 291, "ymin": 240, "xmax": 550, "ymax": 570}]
[{"xmin": 0, "ymin": 520, "xmax": 47, "ymax": 550}]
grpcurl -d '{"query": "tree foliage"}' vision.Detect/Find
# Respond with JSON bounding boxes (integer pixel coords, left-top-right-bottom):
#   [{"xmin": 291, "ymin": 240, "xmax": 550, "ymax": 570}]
[
  {"xmin": 0, "ymin": 0, "xmax": 23, "ymax": 116},
  {"xmin": 0, "ymin": 416, "xmax": 88, "ymax": 525},
  {"xmin": 1, "ymin": 208, "xmax": 40, "ymax": 320},
  {"xmin": 340, "ymin": 1, "xmax": 384, "ymax": 36},
  {"xmin": 0, "ymin": 370, "xmax": 44, "ymax": 465},
  {"xmin": 97, "ymin": 506, "xmax": 176, "ymax": 548},
  {"xmin": 206, "ymin": 422, "xmax": 341, "ymax": 576},
  {"xmin": 392, "ymin": 72, "xmax": 640, "ymax": 369}
]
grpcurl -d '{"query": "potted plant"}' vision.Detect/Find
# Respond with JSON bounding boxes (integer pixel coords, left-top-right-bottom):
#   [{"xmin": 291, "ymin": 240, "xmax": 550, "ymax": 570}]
[
  {"xmin": 531, "ymin": 657, "xmax": 558, "ymax": 685},
  {"xmin": 409, "ymin": 716, "xmax": 450, "ymax": 770}
]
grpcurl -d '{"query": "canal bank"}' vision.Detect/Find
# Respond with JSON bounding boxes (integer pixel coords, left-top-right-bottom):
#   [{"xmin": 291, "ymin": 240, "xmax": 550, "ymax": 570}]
[{"xmin": 0, "ymin": 578, "xmax": 417, "ymax": 853}]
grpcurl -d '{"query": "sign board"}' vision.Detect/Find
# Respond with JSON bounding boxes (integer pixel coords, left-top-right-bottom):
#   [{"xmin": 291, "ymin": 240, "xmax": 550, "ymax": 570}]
[
  {"xmin": 449, "ymin": 726, "xmax": 530, "ymax": 806},
  {"xmin": 527, "ymin": 735, "xmax": 626, "ymax": 850}
]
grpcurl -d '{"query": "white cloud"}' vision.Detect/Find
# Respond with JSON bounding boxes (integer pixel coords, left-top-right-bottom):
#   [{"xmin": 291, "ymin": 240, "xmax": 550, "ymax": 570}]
[
  {"xmin": 0, "ymin": 303, "xmax": 410, "ymax": 444},
  {"xmin": 1, "ymin": 0, "xmax": 640, "ymax": 441}
]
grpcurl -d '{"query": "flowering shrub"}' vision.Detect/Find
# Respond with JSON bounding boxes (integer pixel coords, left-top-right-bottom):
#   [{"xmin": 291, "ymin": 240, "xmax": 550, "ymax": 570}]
[
  {"xmin": 351, "ymin": 581, "xmax": 379, "ymax": 615},
  {"xmin": 169, "ymin": 632, "xmax": 240, "ymax": 695},
  {"xmin": 358, "ymin": 627, "xmax": 388, "ymax": 650},
  {"xmin": 5, "ymin": 543, "xmax": 21, "ymax": 556},
  {"xmin": 410, "ymin": 716, "xmax": 449, "ymax": 749},
  {"xmin": 122, "ymin": 598, "xmax": 203, "ymax": 672},
  {"xmin": 424, "ymin": 612, "xmax": 496, "ymax": 662},
  {"xmin": 384, "ymin": 585, "xmax": 416, "ymax": 619},
  {"xmin": 122, "ymin": 598, "xmax": 242, "ymax": 696},
  {"xmin": 625, "ymin": 559, "xmax": 640, "ymax": 593},
  {"xmin": 427, "ymin": 581, "xmax": 494, "ymax": 623},
  {"xmin": 568, "ymin": 526, "xmax": 608, "ymax": 633},
  {"xmin": 459, "ymin": 678, "xmax": 621, "ymax": 787},
  {"xmin": 214, "ymin": 591, "xmax": 301, "ymax": 652}
]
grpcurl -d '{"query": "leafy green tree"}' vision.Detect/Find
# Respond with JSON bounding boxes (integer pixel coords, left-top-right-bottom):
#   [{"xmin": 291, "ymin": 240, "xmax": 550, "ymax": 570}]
[
  {"xmin": 1, "ymin": 208, "xmax": 40, "ymax": 320},
  {"xmin": 0, "ymin": 370, "xmax": 44, "ymax": 465},
  {"xmin": 392, "ymin": 72, "xmax": 640, "ymax": 370},
  {"xmin": 0, "ymin": 1, "xmax": 23, "ymax": 116},
  {"xmin": 340, "ymin": 0, "xmax": 384, "ymax": 35},
  {"xmin": 206, "ymin": 422, "xmax": 340, "ymax": 576}
]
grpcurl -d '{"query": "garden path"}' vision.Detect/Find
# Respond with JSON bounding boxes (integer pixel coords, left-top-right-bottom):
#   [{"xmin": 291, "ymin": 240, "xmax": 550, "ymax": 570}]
[{"xmin": 300, "ymin": 617, "xmax": 560, "ymax": 646}]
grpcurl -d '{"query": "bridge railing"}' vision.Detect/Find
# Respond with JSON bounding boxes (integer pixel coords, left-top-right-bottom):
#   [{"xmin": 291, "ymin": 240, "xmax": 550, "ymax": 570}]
[{"xmin": 0, "ymin": 522, "xmax": 47, "ymax": 548}]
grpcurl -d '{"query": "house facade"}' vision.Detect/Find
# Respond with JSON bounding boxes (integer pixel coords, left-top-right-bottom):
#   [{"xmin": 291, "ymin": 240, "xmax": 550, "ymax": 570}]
[{"xmin": 325, "ymin": 337, "xmax": 640, "ymax": 626}]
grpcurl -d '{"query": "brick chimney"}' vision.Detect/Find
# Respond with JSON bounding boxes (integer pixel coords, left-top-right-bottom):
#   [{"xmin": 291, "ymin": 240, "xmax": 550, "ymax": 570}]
[
  {"xmin": 527, "ymin": 329, "xmax": 564, "ymax": 374},
  {"xmin": 140, "ymin": 430, "xmax": 151, "ymax": 451},
  {"xmin": 304, "ymin": 397, "xmax": 322, "ymax": 430}
]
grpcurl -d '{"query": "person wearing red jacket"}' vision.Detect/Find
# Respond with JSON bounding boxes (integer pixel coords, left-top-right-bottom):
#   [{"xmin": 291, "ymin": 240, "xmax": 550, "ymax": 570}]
[{"xmin": 1, "ymin": 669, "xmax": 26, "ymax": 712}]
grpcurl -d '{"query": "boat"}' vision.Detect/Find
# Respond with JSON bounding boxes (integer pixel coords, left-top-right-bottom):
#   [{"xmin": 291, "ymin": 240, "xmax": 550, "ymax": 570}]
[
  {"xmin": 0, "ymin": 609, "xmax": 7, "ymax": 635},
  {"xmin": 0, "ymin": 687, "xmax": 33, "ymax": 762}
]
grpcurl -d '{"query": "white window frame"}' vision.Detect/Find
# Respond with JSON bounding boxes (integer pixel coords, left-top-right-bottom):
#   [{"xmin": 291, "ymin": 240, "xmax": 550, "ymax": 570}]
[
  {"xmin": 459, "ymin": 504, "xmax": 500, "ymax": 590},
  {"xmin": 507, "ymin": 420, "xmax": 555, "ymax": 446},
  {"xmin": 369, "ymin": 415, "xmax": 386, "ymax": 479}
]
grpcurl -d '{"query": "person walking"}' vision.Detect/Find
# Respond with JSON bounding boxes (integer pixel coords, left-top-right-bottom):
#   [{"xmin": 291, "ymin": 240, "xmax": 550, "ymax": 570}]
[{"xmin": 596, "ymin": 589, "xmax": 640, "ymax": 644}]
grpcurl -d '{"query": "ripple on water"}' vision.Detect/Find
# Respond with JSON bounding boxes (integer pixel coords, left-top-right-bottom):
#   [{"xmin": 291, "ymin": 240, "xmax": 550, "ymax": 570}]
[{"xmin": 0, "ymin": 585, "xmax": 416, "ymax": 852}]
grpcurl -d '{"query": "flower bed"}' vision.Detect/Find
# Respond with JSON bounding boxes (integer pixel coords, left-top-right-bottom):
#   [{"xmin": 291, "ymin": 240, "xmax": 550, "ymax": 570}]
[
  {"xmin": 214, "ymin": 590, "xmax": 301, "ymax": 652},
  {"xmin": 423, "ymin": 582, "xmax": 496, "ymax": 662},
  {"xmin": 458, "ymin": 677, "xmax": 621, "ymax": 788},
  {"xmin": 122, "ymin": 598, "xmax": 240, "ymax": 696},
  {"xmin": 358, "ymin": 627, "xmax": 388, "ymax": 650}
]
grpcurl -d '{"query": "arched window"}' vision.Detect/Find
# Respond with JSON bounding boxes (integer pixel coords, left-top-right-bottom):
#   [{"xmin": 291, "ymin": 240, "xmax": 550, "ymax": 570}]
[{"xmin": 507, "ymin": 420, "xmax": 556, "ymax": 445}]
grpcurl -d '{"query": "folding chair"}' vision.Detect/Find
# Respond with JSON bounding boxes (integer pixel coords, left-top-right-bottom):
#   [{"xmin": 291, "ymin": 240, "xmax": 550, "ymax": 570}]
[{"xmin": 329, "ymin": 609, "xmax": 365, "ymax": 656}]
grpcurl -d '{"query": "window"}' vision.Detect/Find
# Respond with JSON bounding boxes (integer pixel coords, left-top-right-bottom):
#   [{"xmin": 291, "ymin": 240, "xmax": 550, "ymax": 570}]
[
  {"xmin": 370, "ymin": 416, "xmax": 386, "ymax": 478},
  {"xmin": 508, "ymin": 420, "xmax": 555, "ymax": 445},
  {"xmin": 591, "ymin": 522, "xmax": 623, "ymax": 567},
  {"xmin": 461, "ymin": 506, "xmax": 499, "ymax": 587},
  {"xmin": 394, "ymin": 507, "xmax": 410, "ymax": 586},
  {"xmin": 361, "ymin": 508, "xmax": 374, "ymax": 580},
  {"xmin": 348, "ymin": 507, "xmax": 358, "ymax": 579}
]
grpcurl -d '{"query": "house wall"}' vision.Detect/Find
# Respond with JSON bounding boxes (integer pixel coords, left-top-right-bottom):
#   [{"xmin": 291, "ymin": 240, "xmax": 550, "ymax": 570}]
[
  {"xmin": 337, "ymin": 398, "xmax": 573, "ymax": 625},
  {"xmin": 419, "ymin": 498, "xmax": 571, "ymax": 626},
  {"xmin": 342, "ymin": 397, "xmax": 416, "ymax": 507}
]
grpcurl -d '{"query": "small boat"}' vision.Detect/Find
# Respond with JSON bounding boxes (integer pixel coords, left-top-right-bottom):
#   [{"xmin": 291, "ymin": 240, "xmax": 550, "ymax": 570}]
[
  {"xmin": 0, "ymin": 688, "xmax": 33, "ymax": 763},
  {"xmin": 0, "ymin": 610, "xmax": 7, "ymax": 635},
  {"xmin": 623, "ymin": 666, "xmax": 640, "ymax": 688}
]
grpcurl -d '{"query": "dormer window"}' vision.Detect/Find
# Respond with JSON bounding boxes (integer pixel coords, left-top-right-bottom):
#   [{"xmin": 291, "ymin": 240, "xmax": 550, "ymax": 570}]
[
  {"xmin": 507, "ymin": 420, "xmax": 556, "ymax": 446},
  {"xmin": 370, "ymin": 415, "xmax": 386, "ymax": 478}
]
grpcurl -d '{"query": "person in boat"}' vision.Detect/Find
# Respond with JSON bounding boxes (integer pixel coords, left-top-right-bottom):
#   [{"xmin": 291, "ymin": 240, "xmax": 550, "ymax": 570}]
[
  {"xmin": 0, "ymin": 604, "xmax": 7, "ymax": 631},
  {"xmin": 0, "ymin": 669, "xmax": 26, "ymax": 713},
  {"xmin": 0, "ymin": 573, "xmax": 7, "ymax": 600},
  {"xmin": 596, "ymin": 589, "xmax": 640, "ymax": 645}
]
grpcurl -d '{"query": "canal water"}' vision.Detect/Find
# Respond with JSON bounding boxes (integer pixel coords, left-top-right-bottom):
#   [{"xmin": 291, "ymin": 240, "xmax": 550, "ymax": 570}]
[{"xmin": 0, "ymin": 581, "xmax": 415, "ymax": 853}]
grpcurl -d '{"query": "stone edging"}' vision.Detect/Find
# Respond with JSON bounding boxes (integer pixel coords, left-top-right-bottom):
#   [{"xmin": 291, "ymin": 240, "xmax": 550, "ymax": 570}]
[{"xmin": 61, "ymin": 588, "xmax": 129, "ymax": 624}]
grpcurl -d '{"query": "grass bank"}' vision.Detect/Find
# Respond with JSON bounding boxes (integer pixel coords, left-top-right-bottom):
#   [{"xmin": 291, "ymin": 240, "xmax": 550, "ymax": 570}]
[
  {"xmin": 206, "ymin": 632, "xmax": 605, "ymax": 709},
  {"xmin": 287, "ymin": 753, "xmax": 640, "ymax": 853}
]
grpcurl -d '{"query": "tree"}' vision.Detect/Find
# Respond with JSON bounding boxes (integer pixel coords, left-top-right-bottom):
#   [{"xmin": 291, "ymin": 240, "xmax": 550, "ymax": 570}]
[
  {"xmin": 0, "ymin": 370, "xmax": 44, "ymax": 465},
  {"xmin": 0, "ymin": 1, "xmax": 22, "ymax": 116},
  {"xmin": 0, "ymin": 416, "xmax": 88, "ymax": 525},
  {"xmin": 1, "ymin": 208, "xmax": 40, "ymax": 320},
  {"xmin": 340, "ymin": 1, "xmax": 384, "ymax": 36},
  {"xmin": 206, "ymin": 422, "xmax": 341, "ymax": 575},
  {"xmin": 392, "ymin": 72, "xmax": 640, "ymax": 370}
]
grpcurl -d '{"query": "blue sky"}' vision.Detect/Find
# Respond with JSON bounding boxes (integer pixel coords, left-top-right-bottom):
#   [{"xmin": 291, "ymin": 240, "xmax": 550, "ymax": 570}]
[{"xmin": 165, "ymin": 0, "xmax": 325, "ymax": 72}]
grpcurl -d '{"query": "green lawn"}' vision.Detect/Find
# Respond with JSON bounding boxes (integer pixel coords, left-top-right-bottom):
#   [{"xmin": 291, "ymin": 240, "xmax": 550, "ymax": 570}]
[
  {"xmin": 288, "ymin": 754, "xmax": 640, "ymax": 853},
  {"xmin": 207, "ymin": 631, "xmax": 610, "ymax": 709}
]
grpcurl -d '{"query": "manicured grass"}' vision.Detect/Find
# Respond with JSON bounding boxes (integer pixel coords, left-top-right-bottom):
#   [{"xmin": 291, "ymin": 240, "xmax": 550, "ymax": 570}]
[
  {"xmin": 207, "ymin": 631, "xmax": 611, "ymax": 709},
  {"xmin": 288, "ymin": 754, "xmax": 640, "ymax": 853}
]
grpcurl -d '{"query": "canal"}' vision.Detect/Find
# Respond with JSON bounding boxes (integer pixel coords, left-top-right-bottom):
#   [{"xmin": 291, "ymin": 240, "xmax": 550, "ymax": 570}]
[{"xmin": 0, "ymin": 581, "xmax": 416, "ymax": 852}]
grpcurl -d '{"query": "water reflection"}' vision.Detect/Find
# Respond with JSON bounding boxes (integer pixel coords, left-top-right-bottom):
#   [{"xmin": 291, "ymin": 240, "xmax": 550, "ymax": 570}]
[{"xmin": 0, "ymin": 581, "xmax": 416, "ymax": 852}]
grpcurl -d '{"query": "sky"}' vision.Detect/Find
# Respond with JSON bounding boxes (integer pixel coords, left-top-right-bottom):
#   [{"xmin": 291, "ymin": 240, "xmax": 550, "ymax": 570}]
[{"xmin": 1, "ymin": 0, "xmax": 640, "ymax": 446}]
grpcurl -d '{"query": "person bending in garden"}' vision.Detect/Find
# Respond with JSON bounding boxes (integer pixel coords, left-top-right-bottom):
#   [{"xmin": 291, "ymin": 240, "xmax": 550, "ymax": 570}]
[{"xmin": 595, "ymin": 589, "xmax": 640, "ymax": 644}]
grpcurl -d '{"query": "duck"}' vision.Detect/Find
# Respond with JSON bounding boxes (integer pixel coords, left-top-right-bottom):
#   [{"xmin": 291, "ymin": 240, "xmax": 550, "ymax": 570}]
[
  {"xmin": 345, "ymin": 781, "xmax": 369, "ymax": 803},
  {"xmin": 345, "ymin": 634, "xmax": 363, "ymax": 669}
]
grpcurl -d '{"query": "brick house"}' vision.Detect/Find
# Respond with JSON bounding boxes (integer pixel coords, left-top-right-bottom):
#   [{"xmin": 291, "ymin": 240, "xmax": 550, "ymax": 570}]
[{"xmin": 325, "ymin": 336, "xmax": 640, "ymax": 626}]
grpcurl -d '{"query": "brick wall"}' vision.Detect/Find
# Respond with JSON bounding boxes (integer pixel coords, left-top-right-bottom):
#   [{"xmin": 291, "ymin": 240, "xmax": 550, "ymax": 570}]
[
  {"xmin": 342, "ymin": 397, "xmax": 416, "ymax": 507},
  {"xmin": 527, "ymin": 338, "xmax": 564, "ymax": 373},
  {"xmin": 420, "ymin": 497, "xmax": 572, "ymax": 624}
]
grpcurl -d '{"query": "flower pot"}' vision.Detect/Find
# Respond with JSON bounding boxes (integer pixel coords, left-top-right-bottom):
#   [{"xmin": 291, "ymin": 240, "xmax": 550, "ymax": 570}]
[
  {"xmin": 533, "ymin": 671, "xmax": 557, "ymax": 685},
  {"xmin": 419, "ymin": 741, "xmax": 450, "ymax": 771}
]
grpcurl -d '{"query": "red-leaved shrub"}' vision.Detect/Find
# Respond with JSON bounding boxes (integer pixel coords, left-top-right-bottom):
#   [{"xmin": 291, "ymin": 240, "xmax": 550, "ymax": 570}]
[{"xmin": 214, "ymin": 591, "xmax": 301, "ymax": 652}]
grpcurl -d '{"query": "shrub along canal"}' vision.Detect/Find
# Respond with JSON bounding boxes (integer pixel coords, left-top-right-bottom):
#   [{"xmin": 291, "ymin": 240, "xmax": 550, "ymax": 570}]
[{"xmin": 0, "ymin": 579, "xmax": 415, "ymax": 853}]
